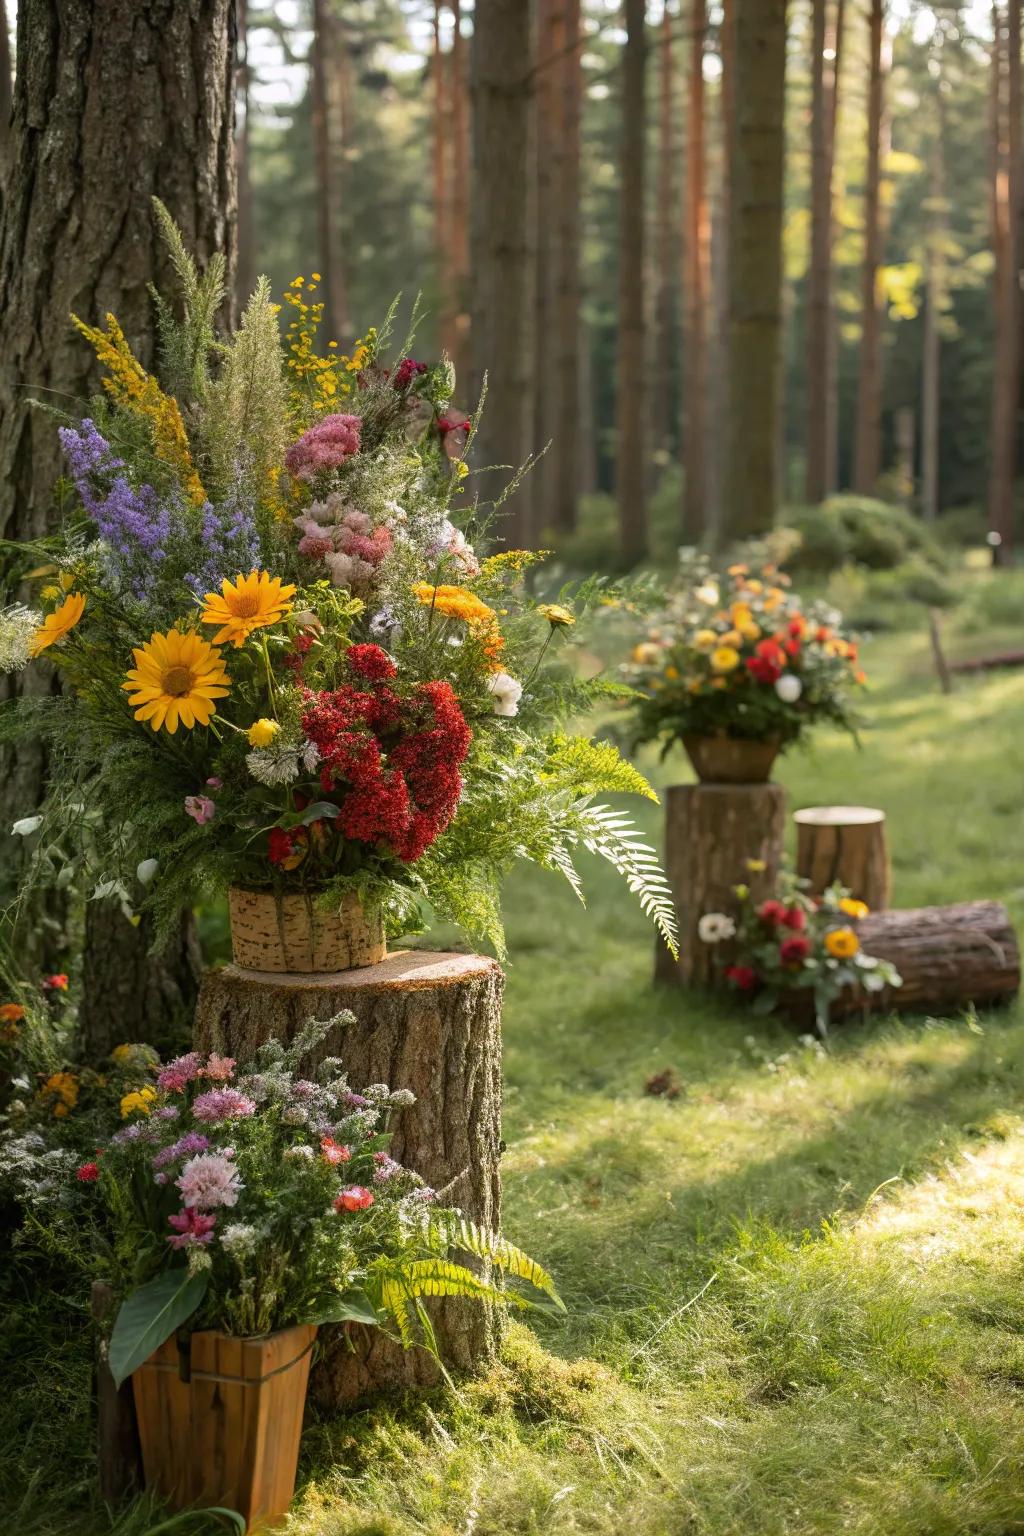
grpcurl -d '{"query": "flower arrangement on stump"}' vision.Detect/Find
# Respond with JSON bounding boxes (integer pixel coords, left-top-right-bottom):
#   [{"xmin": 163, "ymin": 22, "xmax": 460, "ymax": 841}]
[
  {"xmin": 699, "ymin": 872, "xmax": 901, "ymax": 1033},
  {"xmin": 0, "ymin": 204, "xmax": 677, "ymax": 967},
  {"xmin": 625, "ymin": 555, "xmax": 866, "ymax": 783}
]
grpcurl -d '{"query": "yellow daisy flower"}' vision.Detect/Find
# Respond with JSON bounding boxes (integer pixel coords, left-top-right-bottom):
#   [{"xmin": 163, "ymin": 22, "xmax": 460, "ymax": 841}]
[
  {"xmin": 248, "ymin": 718, "xmax": 280, "ymax": 748},
  {"xmin": 824, "ymin": 927, "xmax": 860, "ymax": 960},
  {"xmin": 29, "ymin": 592, "xmax": 86, "ymax": 657},
  {"xmin": 538, "ymin": 603, "xmax": 576, "ymax": 628},
  {"xmin": 201, "ymin": 571, "xmax": 297, "ymax": 648},
  {"xmin": 119, "ymin": 1086, "xmax": 157, "ymax": 1119},
  {"xmin": 838, "ymin": 897, "xmax": 869, "ymax": 920},
  {"xmin": 123, "ymin": 629, "xmax": 231, "ymax": 734},
  {"xmin": 693, "ymin": 629, "xmax": 717, "ymax": 652},
  {"xmin": 711, "ymin": 646, "xmax": 741, "ymax": 674}
]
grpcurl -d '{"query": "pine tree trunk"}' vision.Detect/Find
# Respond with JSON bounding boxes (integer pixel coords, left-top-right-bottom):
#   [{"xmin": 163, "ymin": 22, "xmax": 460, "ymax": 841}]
[
  {"xmin": 553, "ymin": 0, "xmax": 582, "ymax": 532},
  {"xmin": 683, "ymin": 0, "xmax": 709, "ymax": 540},
  {"xmin": 469, "ymin": 0, "xmax": 533, "ymax": 544},
  {"xmin": 450, "ymin": 0, "xmax": 471, "ymax": 388},
  {"xmin": 433, "ymin": 0, "xmax": 454, "ymax": 360},
  {"xmin": 824, "ymin": 0, "xmax": 845, "ymax": 493},
  {"xmin": 311, "ymin": 0, "xmax": 347, "ymax": 342},
  {"xmin": 988, "ymin": 0, "xmax": 1021, "ymax": 560},
  {"xmin": 532, "ymin": 0, "xmax": 559, "ymax": 536},
  {"xmin": 853, "ymin": 0, "xmax": 885, "ymax": 494},
  {"xmin": 0, "ymin": 0, "xmax": 11, "ymax": 164},
  {"xmin": 236, "ymin": 0, "xmax": 256, "ymax": 311},
  {"xmin": 653, "ymin": 3, "xmax": 676, "ymax": 465},
  {"xmin": 0, "ymin": 0, "xmax": 236, "ymax": 1001},
  {"xmin": 921, "ymin": 101, "xmax": 945, "ymax": 524},
  {"xmin": 616, "ymin": 0, "xmax": 648, "ymax": 566},
  {"xmin": 708, "ymin": 0, "xmax": 736, "ymax": 545},
  {"xmin": 805, "ymin": 0, "xmax": 831, "ymax": 504},
  {"xmin": 723, "ymin": 0, "xmax": 788, "ymax": 539},
  {"xmin": 194, "ymin": 952, "xmax": 505, "ymax": 1402}
]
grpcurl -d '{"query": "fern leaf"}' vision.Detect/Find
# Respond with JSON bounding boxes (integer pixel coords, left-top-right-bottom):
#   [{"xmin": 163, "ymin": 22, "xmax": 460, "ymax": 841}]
[
  {"xmin": 547, "ymin": 733, "xmax": 659, "ymax": 802},
  {"xmin": 577, "ymin": 804, "xmax": 679, "ymax": 958},
  {"xmin": 439, "ymin": 1217, "xmax": 566, "ymax": 1311}
]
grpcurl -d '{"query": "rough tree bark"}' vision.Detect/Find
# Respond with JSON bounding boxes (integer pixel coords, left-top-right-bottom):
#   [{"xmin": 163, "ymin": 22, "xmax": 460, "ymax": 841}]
[
  {"xmin": 532, "ymin": 0, "xmax": 559, "ymax": 535},
  {"xmin": 723, "ymin": 0, "xmax": 788, "ymax": 539},
  {"xmin": 552, "ymin": 0, "xmax": 582, "ymax": 533},
  {"xmin": 194, "ymin": 951, "xmax": 504, "ymax": 1402},
  {"xmin": 683, "ymin": 0, "xmax": 709, "ymax": 539},
  {"xmin": 921, "ymin": 85, "xmax": 947, "ymax": 525},
  {"xmin": 616, "ymin": 0, "xmax": 648, "ymax": 565},
  {"xmin": 0, "ymin": 0, "xmax": 11, "ymax": 165},
  {"xmin": 853, "ymin": 0, "xmax": 886, "ymax": 494},
  {"xmin": 708, "ymin": 0, "xmax": 736, "ymax": 544},
  {"xmin": 988, "ymin": 0, "xmax": 1021, "ymax": 560},
  {"xmin": 656, "ymin": 784, "xmax": 787, "ymax": 986},
  {"xmin": 834, "ymin": 902, "xmax": 1020, "ymax": 1017},
  {"xmin": 450, "ymin": 0, "xmax": 471, "ymax": 389},
  {"xmin": 469, "ymin": 0, "xmax": 533, "ymax": 545},
  {"xmin": 794, "ymin": 805, "xmax": 891, "ymax": 911},
  {"xmin": 804, "ymin": 0, "xmax": 843, "ymax": 504},
  {"xmin": 0, "ymin": 0, "xmax": 236, "ymax": 1030},
  {"xmin": 653, "ymin": 1, "xmax": 677, "ymax": 465},
  {"xmin": 311, "ymin": 0, "xmax": 348, "ymax": 342},
  {"xmin": 433, "ymin": 0, "xmax": 454, "ymax": 360},
  {"xmin": 236, "ymin": 0, "xmax": 256, "ymax": 310}
]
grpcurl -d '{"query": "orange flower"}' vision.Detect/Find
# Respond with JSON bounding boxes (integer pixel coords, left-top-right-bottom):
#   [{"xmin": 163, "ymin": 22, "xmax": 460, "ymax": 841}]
[
  {"xmin": 0, "ymin": 1003, "xmax": 25, "ymax": 1023},
  {"xmin": 29, "ymin": 593, "xmax": 86, "ymax": 656},
  {"xmin": 202, "ymin": 571, "xmax": 296, "ymax": 648}
]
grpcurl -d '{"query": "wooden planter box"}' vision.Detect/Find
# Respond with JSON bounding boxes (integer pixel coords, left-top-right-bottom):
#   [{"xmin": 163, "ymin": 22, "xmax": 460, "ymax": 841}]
[{"xmin": 132, "ymin": 1324, "xmax": 317, "ymax": 1531}]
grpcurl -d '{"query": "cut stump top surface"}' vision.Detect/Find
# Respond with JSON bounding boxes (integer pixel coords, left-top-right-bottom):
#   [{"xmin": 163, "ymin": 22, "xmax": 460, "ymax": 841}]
[
  {"xmin": 211, "ymin": 949, "xmax": 501, "ymax": 994},
  {"xmin": 793, "ymin": 805, "xmax": 885, "ymax": 825}
]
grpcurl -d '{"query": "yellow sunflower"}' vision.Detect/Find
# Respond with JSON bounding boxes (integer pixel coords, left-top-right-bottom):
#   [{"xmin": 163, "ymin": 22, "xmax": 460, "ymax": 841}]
[
  {"xmin": 29, "ymin": 592, "xmax": 86, "ymax": 656},
  {"xmin": 201, "ymin": 570, "xmax": 297, "ymax": 648},
  {"xmin": 710, "ymin": 645, "xmax": 741, "ymax": 674},
  {"xmin": 123, "ymin": 629, "xmax": 230, "ymax": 734},
  {"xmin": 824, "ymin": 927, "xmax": 860, "ymax": 960}
]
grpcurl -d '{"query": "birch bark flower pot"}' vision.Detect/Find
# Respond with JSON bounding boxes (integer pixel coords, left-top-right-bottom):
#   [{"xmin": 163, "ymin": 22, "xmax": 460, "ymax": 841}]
[
  {"xmin": 131, "ymin": 1323, "xmax": 317, "ymax": 1531},
  {"xmin": 682, "ymin": 733, "xmax": 782, "ymax": 785},
  {"xmin": 228, "ymin": 885, "xmax": 386, "ymax": 973}
]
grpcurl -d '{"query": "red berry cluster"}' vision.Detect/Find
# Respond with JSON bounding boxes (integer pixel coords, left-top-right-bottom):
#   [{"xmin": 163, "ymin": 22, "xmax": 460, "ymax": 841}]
[{"xmin": 300, "ymin": 645, "xmax": 472, "ymax": 863}]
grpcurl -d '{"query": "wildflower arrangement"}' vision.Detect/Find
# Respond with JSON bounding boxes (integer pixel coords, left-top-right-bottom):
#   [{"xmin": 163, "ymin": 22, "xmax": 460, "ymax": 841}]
[
  {"xmin": 0, "ymin": 205, "xmax": 676, "ymax": 958},
  {"xmin": 625, "ymin": 555, "xmax": 866, "ymax": 755},
  {"xmin": 38, "ymin": 1020, "xmax": 562, "ymax": 1385},
  {"xmin": 699, "ymin": 873, "xmax": 901, "ymax": 1032}
]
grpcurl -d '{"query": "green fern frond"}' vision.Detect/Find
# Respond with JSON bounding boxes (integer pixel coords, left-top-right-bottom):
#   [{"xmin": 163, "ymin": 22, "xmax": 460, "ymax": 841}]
[
  {"xmin": 576, "ymin": 804, "xmax": 679, "ymax": 958},
  {"xmin": 436, "ymin": 1217, "xmax": 566, "ymax": 1310},
  {"xmin": 546, "ymin": 733, "xmax": 659, "ymax": 802}
]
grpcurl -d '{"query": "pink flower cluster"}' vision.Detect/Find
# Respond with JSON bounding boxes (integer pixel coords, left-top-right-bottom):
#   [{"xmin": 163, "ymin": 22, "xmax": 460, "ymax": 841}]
[
  {"xmin": 176, "ymin": 1150, "xmax": 243, "ymax": 1210},
  {"xmin": 192, "ymin": 1087, "xmax": 257, "ymax": 1123},
  {"xmin": 157, "ymin": 1051, "xmax": 203, "ymax": 1093},
  {"xmin": 285, "ymin": 413, "xmax": 361, "ymax": 481},
  {"xmin": 167, "ymin": 1208, "xmax": 216, "ymax": 1249},
  {"xmin": 294, "ymin": 493, "xmax": 393, "ymax": 591}
]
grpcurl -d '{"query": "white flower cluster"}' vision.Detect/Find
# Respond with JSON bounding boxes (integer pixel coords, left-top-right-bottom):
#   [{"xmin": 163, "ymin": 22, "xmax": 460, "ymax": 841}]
[
  {"xmin": 698, "ymin": 912, "xmax": 737, "ymax": 944},
  {"xmin": 220, "ymin": 1222, "xmax": 259, "ymax": 1259},
  {"xmin": 0, "ymin": 605, "xmax": 40, "ymax": 673}
]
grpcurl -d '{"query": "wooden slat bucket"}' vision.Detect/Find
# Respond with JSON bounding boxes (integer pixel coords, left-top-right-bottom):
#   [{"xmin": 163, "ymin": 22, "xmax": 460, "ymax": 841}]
[
  {"xmin": 132, "ymin": 1324, "xmax": 317, "ymax": 1530},
  {"xmin": 228, "ymin": 886, "xmax": 386, "ymax": 973}
]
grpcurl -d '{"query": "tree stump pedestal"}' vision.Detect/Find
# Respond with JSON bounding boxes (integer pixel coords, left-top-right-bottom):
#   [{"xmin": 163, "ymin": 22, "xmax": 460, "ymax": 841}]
[
  {"xmin": 794, "ymin": 805, "xmax": 891, "ymax": 910},
  {"xmin": 656, "ymin": 783, "xmax": 787, "ymax": 986},
  {"xmin": 194, "ymin": 950, "xmax": 504, "ymax": 1407}
]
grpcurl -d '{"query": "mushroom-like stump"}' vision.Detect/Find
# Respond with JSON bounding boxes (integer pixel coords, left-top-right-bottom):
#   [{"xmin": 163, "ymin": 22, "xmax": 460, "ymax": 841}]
[
  {"xmin": 794, "ymin": 805, "xmax": 891, "ymax": 911},
  {"xmin": 194, "ymin": 950, "xmax": 504, "ymax": 1406},
  {"xmin": 656, "ymin": 783, "xmax": 788, "ymax": 986}
]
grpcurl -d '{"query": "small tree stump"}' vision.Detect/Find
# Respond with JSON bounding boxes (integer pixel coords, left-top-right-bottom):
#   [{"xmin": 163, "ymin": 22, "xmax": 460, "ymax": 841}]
[
  {"xmin": 656, "ymin": 783, "xmax": 787, "ymax": 986},
  {"xmin": 834, "ymin": 900, "xmax": 1020, "ymax": 1017},
  {"xmin": 194, "ymin": 950, "xmax": 504, "ymax": 1406},
  {"xmin": 794, "ymin": 805, "xmax": 891, "ymax": 911}
]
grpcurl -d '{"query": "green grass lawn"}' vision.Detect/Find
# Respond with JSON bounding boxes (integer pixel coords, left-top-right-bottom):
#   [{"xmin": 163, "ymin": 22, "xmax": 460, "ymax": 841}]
[{"xmin": 5, "ymin": 614, "xmax": 1024, "ymax": 1536}]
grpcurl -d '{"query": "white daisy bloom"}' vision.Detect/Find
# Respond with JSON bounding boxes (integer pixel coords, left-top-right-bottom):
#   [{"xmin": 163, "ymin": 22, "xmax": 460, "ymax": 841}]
[
  {"xmin": 487, "ymin": 671, "xmax": 523, "ymax": 718},
  {"xmin": 698, "ymin": 912, "xmax": 737, "ymax": 944}
]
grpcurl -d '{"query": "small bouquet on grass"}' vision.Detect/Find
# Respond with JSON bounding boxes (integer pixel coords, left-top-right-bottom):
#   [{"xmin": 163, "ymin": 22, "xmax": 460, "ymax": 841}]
[
  {"xmin": 62, "ymin": 1019, "xmax": 560, "ymax": 1386},
  {"xmin": 699, "ymin": 873, "xmax": 901, "ymax": 1034},
  {"xmin": 625, "ymin": 554, "xmax": 865, "ymax": 781},
  {"xmin": 0, "ymin": 202, "xmax": 676, "ymax": 963}
]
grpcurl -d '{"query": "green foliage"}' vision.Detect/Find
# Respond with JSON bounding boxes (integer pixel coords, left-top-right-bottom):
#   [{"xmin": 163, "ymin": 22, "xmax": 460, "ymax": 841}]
[
  {"xmin": 781, "ymin": 496, "xmax": 948, "ymax": 578},
  {"xmin": 201, "ymin": 276, "xmax": 289, "ymax": 510},
  {"xmin": 149, "ymin": 197, "xmax": 226, "ymax": 404},
  {"xmin": 108, "ymin": 1269, "xmax": 209, "ymax": 1388}
]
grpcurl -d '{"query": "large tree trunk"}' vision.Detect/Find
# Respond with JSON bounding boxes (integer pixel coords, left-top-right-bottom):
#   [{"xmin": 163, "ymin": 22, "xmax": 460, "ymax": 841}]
[
  {"xmin": 988, "ymin": 0, "xmax": 1021, "ymax": 561},
  {"xmin": 921, "ymin": 92, "xmax": 946, "ymax": 525},
  {"xmin": 708, "ymin": 0, "xmax": 736, "ymax": 545},
  {"xmin": 450, "ymin": 0, "xmax": 471, "ymax": 389},
  {"xmin": 235, "ymin": 0, "xmax": 256, "ymax": 310},
  {"xmin": 723, "ymin": 0, "xmax": 788, "ymax": 540},
  {"xmin": 824, "ymin": 0, "xmax": 845, "ymax": 493},
  {"xmin": 616, "ymin": 0, "xmax": 648, "ymax": 566},
  {"xmin": 552, "ymin": 0, "xmax": 582, "ymax": 533},
  {"xmin": 0, "ymin": 0, "xmax": 11, "ymax": 165},
  {"xmin": 852, "ymin": 0, "xmax": 886, "ymax": 494},
  {"xmin": 433, "ymin": 0, "xmax": 454, "ymax": 360},
  {"xmin": 469, "ymin": 0, "xmax": 533, "ymax": 544},
  {"xmin": 0, "ymin": 0, "xmax": 235, "ymax": 1013},
  {"xmin": 683, "ymin": 0, "xmax": 709, "ymax": 539},
  {"xmin": 653, "ymin": 2, "xmax": 677, "ymax": 467},
  {"xmin": 804, "ymin": 0, "xmax": 839, "ymax": 504},
  {"xmin": 194, "ymin": 951, "xmax": 504, "ymax": 1402},
  {"xmin": 311, "ymin": 0, "xmax": 348, "ymax": 342},
  {"xmin": 532, "ymin": 0, "xmax": 559, "ymax": 536}
]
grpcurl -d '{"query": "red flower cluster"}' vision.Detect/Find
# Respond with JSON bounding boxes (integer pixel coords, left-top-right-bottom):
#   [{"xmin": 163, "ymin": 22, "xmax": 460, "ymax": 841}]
[
  {"xmin": 334, "ymin": 1184, "xmax": 374, "ymax": 1212},
  {"xmin": 76, "ymin": 1161, "xmax": 100, "ymax": 1183},
  {"xmin": 43, "ymin": 973, "xmax": 69, "ymax": 992},
  {"xmin": 779, "ymin": 934, "xmax": 811, "ymax": 965},
  {"xmin": 299, "ymin": 645, "xmax": 472, "ymax": 863},
  {"xmin": 758, "ymin": 897, "xmax": 811, "ymax": 967},
  {"xmin": 746, "ymin": 639, "xmax": 787, "ymax": 685},
  {"xmin": 725, "ymin": 964, "xmax": 758, "ymax": 991},
  {"xmin": 392, "ymin": 357, "xmax": 428, "ymax": 391}
]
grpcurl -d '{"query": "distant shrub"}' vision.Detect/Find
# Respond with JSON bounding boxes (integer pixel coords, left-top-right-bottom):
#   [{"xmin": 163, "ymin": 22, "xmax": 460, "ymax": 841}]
[
  {"xmin": 781, "ymin": 495, "xmax": 947, "ymax": 578},
  {"xmin": 822, "ymin": 559, "xmax": 959, "ymax": 632},
  {"xmin": 778, "ymin": 505, "xmax": 851, "ymax": 572},
  {"xmin": 934, "ymin": 504, "xmax": 987, "ymax": 547},
  {"xmin": 957, "ymin": 569, "xmax": 1024, "ymax": 634}
]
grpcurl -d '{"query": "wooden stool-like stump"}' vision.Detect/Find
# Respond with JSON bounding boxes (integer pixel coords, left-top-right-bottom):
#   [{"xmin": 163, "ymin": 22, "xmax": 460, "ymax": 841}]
[
  {"xmin": 656, "ymin": 783, "xmax": 787, "ymax": 986},
  {"xmin": 794, "ymin": 805, "xmax": 891, "ymax": 910},
  {"xmin": 194, "ymin": 950, "xmax": 503, "ymax": 1406}
]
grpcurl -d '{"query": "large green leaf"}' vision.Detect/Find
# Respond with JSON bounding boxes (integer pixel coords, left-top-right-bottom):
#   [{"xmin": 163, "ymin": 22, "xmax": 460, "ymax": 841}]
[
  {"xmin": 308, "ymin": 1289, "xmax": 380, "ymax": 1327},
  {"xmin": 109, "ymin": 1269, "xmax": 209, "ymax": 1389}
]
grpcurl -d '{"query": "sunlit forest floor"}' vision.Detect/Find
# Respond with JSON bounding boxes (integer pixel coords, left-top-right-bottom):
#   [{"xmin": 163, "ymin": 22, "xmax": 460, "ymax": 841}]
[{"xmin": 6, "ymin": 601, "xmax": 1024, "ymax": 1535}]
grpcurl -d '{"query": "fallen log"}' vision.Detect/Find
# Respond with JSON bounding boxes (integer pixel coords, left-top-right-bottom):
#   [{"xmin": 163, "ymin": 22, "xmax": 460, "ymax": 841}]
[
  {"xmin": 833, "ymin": 900, "xmax": 1020, "ymax": 1017},
  {"xmin": 949, "ymin": 649, "xmax": 1024, "ymax": 674}
]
